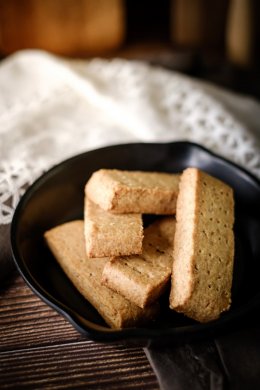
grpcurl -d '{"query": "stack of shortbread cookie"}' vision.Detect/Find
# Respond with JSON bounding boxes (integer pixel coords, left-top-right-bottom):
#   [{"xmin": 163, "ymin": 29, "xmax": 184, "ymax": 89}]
[{"xmin": 44, "ymin": 167, "xmax": 234, "ymax": 329}]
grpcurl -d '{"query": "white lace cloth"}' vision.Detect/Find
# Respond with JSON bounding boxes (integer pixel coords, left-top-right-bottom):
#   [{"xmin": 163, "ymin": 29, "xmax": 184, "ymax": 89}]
[{"xmin": 1, "ymin": 50, "xmax": 260, "ymax": 225}]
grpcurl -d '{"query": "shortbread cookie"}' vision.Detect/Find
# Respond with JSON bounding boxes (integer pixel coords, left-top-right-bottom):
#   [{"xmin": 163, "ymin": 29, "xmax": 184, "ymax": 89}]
[
  {"xmin": 84, "ymin": 198, "xmax": 143, "ymax": 258},
  {"xmin": 169, "ymin": 168, "xmax": 234, "ymax": 322},
  {"xmin": 85, "ymin": 169, "xmax": 180, "ymax": 214},
  {"xmin": 44, "ymin": 221, "xmax": 159, "ymax": 329},
  {"xmin": 102, "ymin": 217, "xmax": 175, "ymax": 308}
]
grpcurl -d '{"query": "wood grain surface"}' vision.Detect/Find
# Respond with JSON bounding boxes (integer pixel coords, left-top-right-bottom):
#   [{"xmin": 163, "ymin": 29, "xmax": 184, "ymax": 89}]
[{"xmin": 0, "ymin": 274, "xmax": 159, "ymax": 389}]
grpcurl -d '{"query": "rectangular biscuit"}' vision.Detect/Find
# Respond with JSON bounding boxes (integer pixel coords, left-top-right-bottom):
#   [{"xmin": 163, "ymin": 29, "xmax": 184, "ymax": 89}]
[
  {"xmin": 44, "ymin": 220, "xmax": 159, "ymax": 329},
  {"xmin": 84, "ymin": 198, "xmax": 143, "ymax": 258},
  {"xmin": 85, "ymin": 169, "xmax": 180, "ymax": 214},
  {"xmin": 102, "ymin": 217, "xmax": 175, "ymax": 308},
  {"xmin": 169, "ymin": 167, "xmax": 235, "ymax": 323}
]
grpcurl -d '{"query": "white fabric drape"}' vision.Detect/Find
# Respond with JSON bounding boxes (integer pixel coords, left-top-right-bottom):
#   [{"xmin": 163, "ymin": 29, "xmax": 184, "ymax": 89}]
[{"xmin": 0, "ymin": 50, "xmax": 260, "ymax": 224}]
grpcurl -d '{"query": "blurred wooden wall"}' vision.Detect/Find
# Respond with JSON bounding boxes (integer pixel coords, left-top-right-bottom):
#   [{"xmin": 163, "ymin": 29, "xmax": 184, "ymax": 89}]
[
  {"xmin": 0, "ymin": 0, "xmax": 259, "ymax": 95},
  {"xmin": 0, "ymin": 0, "xmax": 258, "ymax": 66},
  {"xmin": 0, "ymin": 0, "xmax": 125, "ymax": 56}
]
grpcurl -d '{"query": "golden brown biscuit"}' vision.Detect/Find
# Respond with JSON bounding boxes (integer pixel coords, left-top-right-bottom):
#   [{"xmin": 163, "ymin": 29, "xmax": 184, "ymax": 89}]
[
  {"xmin": 85, "ymin": 169, "xmax": 180, "ymax": 214},
  {"xmin": 84, "ymin": 198, "xmax": 143, "ymax": 258},
  {"xmin": 44, "ymin": 220, "xmax": 159, "ymax": 329},
  {"xmin": 169, "ymin": 168, "xmax": 234, "ymax": 322}
]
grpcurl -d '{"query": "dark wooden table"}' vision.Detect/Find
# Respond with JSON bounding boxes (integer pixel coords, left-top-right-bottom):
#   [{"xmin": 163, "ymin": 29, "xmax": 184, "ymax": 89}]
[{"xmin": 0, "ymin": 273, "xmax": 159, "ymax": 389}]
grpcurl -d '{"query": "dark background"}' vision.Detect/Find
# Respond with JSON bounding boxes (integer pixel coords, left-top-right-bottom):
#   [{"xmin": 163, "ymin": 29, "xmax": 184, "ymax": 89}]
[{"xmin": 0, "ymin": 0, "xmax": 259, "ymax": 98}]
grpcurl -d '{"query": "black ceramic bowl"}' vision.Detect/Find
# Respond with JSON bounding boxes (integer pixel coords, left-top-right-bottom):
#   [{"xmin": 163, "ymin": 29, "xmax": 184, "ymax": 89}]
[{"xmin": 11, "ymin": 142, "xmax": 260, "ymax": 346}]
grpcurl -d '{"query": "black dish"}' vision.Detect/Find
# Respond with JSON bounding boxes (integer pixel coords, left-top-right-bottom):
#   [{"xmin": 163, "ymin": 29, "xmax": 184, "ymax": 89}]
[{"xmin": 11, "ymin": 142, "xmax": 260, "ymax": 346}]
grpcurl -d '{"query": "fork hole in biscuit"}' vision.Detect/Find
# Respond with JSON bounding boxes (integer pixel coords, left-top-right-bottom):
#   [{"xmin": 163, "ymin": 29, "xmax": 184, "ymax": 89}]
[
  {"xmin": 156, "ymin": 248, "xmax": 165, "ymax": 254},
  {"xmin": 202, "ymin": 230, "xmax": 207, "ymax": 237}
]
